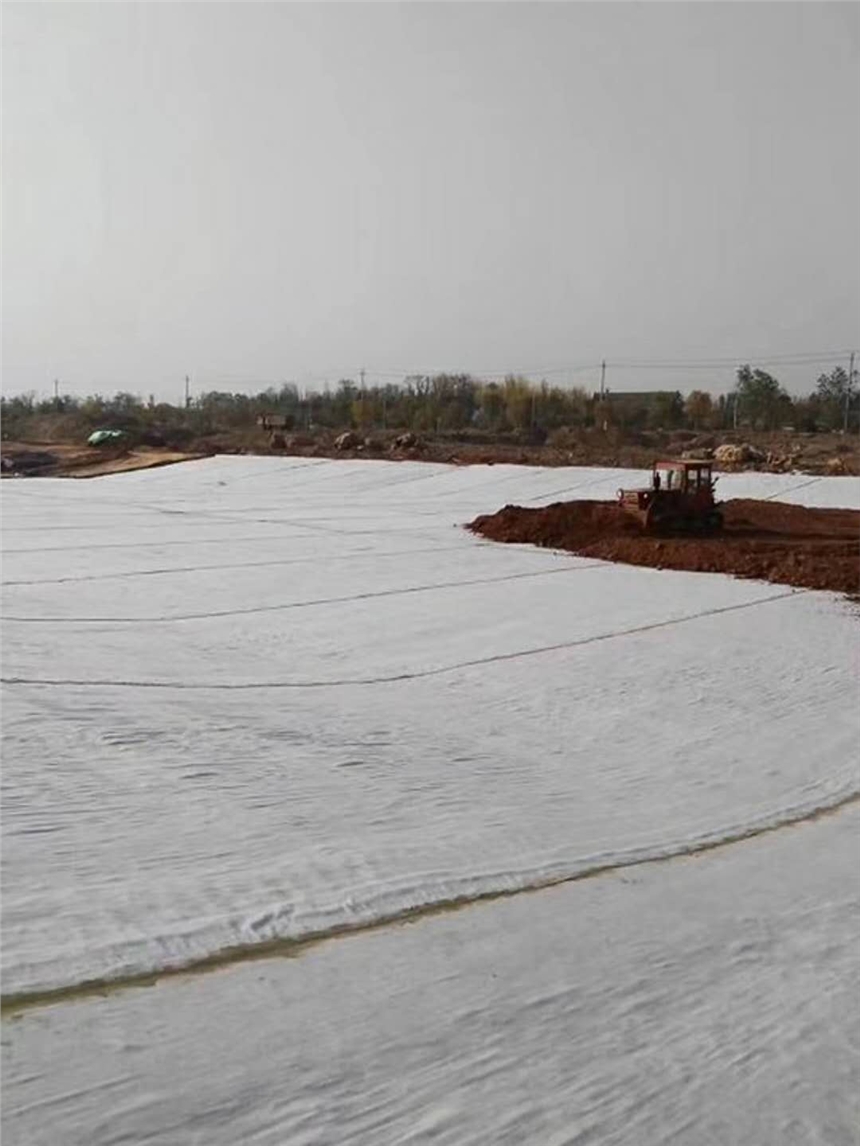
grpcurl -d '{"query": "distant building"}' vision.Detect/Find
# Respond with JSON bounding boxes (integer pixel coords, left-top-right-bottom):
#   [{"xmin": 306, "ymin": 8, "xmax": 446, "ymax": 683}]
[{"xmin": 256, "ymin": 413, "xmax": 293, "ymax": 431}]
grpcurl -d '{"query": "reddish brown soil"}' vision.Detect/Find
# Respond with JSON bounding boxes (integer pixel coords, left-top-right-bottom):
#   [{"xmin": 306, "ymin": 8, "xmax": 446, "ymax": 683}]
[{"xmin": 468, "ymin": 498, "xmax": 860, "ymax": 596}]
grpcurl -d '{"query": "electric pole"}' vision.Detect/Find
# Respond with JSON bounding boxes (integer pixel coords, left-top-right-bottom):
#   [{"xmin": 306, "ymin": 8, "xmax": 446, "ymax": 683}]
[
  {"xmin": 184, "ymin": 375, "xmax": 190, "ymax": 409},
  {"xmin": 596, "ymin": 360, "xmax": 609, "ymax": 432},
  {"xmin": 53, "ymin": 379, "xmax": 59, "ymax": 403}
]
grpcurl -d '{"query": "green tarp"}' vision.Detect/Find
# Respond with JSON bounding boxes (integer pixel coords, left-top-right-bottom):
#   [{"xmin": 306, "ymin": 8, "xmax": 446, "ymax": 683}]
[{"xmin": 87, "ymin": 430, "xmax": 125, "ymax": 446}]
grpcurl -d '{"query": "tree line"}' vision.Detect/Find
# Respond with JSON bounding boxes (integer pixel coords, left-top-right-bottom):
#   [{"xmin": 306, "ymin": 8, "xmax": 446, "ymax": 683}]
[{"xmin": 1, "ymin": 365, "xmax": 856, "ymax": 444}]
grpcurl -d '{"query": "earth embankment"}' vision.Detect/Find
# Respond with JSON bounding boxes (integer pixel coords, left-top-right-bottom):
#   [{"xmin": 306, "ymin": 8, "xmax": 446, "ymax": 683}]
[{"xmin": 468, "ymin": 498, "xmax": 860, "ymax": 595}]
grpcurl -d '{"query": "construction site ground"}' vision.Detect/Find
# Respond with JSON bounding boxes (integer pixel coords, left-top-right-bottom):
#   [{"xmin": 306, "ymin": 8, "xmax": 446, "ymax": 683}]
[
  {"xmin": 0, "ymin": 442, "xmax": 203, "ymax": 478},
  {"xmin": 469, "ymin": 497, "xmax": 860, "ymax": 596},
  {"xmin": 3, "ymin": 457, "xmax": 859, "ymax": 1146},
  {"xmin": 2, "ymin": 426, "xmax": 859, "ymax": 477}
]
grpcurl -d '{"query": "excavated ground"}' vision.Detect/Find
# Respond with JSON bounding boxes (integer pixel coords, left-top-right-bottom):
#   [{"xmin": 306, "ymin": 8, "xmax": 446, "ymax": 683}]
[{"xmin": 468, "ymin": 499, "xmax": 860, "ymax": 596}]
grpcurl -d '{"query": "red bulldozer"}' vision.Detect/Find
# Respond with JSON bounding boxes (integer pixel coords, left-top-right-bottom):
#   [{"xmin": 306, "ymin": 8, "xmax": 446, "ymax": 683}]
[{"xmin": 617, "ymin": 458, "xmax": 723, "ymax": 532}]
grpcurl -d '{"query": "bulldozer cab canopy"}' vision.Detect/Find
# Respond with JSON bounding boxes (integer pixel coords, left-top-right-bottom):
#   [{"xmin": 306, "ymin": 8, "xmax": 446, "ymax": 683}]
[
  {"xmin": 652, "ymin": 459, "xmax": 713, "ymax": 492},
  {"xmin": 654, "ymin": 458, "xmax": 713, "ymax": 471}
]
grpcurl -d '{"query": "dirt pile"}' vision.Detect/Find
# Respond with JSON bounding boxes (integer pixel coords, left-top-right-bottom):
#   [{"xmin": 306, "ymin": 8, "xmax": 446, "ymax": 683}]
[
  {"xmin": 468, "ymin": 498, "xmax": 860, "ymax": 596},
  {"xmin": 713, "ymin": 443, "xmax": 766, "ymax": 467},
  {"xmin": 0, "ymin": 442, "xmax": 203, "ymax": 479}
]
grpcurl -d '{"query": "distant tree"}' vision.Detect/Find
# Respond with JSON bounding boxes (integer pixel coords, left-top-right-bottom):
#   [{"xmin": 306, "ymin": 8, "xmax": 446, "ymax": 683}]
[
  {"xmin": 790, "ymin": 395, "xmax": 821, "ymax": 433},
  {"xmin": 6, "ymin": 367, "xmax": 854, "ymax": 447},
  {"xmin": 275, "ymin": 383, "xmax": 300, "ymax": 414},
  {"xmin": 429, "ymin": 374, "xmax": 475, "ymax": 431},
  {"xmin": 478, "ymin": 383, "xmax": 507, "ymax": 430},
  {"xmin": 568, "ymin": 387, "xmax": 592, "ymax": 427},
  {"xmin": 815, "ymin": 366, "xmax": 856, "ymax": 431},
  {"xmin": 503, "ymin": 376, "xmax": 534, "ymax": 431},
  {"xmin": 536, "ymin": 383, "xmax": 588, "ymax": 430},
  {"xmin": 110, "ymin": 391, "xmax": 141, "ymax": 414},
  {"xmin": 648, "ymin": 391, "xmax": 684, "ymax": 429},
  {"xmin": 351, "ymin": 396, "xmax": 371, "ymax": 429},
  {"xmin": 735, "ymin": 366, "xmax": 788, "ymax": 430},
  {"xmin": 333, "ymin": 379, "xmax": 357, "ymax": 426},
  {"xmin": 684, "ymin": 390, "xmax": 713, "ymax": 429}
]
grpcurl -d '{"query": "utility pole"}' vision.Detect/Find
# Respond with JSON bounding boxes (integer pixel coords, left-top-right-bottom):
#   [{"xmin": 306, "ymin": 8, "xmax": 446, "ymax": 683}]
[
  {"xmin": 360, "ymin": 368, "xmax": 366, "ymax": 393},
  {"xmin": 184, "ymin": 375, "xmax": 191, "ymax": 409},
  {"xmin": 845, "ymin": 351, "xmax": 856, "ymax": 433},
  {"xmin": 598, "ymin": 361, "xmax": 608, "ymax": 432},
  {"xmin": 53, "ymin": 379, "xmax": 59, "ymax": 404}
]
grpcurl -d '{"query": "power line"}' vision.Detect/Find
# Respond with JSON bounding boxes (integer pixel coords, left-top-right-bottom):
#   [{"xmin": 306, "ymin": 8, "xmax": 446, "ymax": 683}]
[
  {"xmin": 320, "ymin": 351, "xmax": 853, "ymax": 383},
  {"xmin": 24, "ymin": 349, "xmax": 852, "ymax": 402},
  {"xmin": 607, "ymin": 358, "xmax": 849, "ymax": 372},
  {"xmin": 365, "ymin": 363, "xmax": 602, "ymax": 380},
  {"xmin": 607, "ymin": 350, "xmax": 854, "ymax": 368},
  {"xmin": 340, "ymin": 350, "xmax": 853, "ymax": 377}
]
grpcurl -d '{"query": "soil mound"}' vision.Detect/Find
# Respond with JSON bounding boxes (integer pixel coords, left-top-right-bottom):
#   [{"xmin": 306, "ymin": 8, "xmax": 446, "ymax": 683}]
[{"xmin": 468, "ymin": 498, "xmax": 860, "ymax": 596}]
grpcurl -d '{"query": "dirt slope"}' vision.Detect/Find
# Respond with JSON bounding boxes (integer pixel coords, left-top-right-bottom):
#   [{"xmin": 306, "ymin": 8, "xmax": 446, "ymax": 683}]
[
  {"xmin": 468, "ymin": 498, "xmax": 860, "ymax": 596},
  {"xmin": 1, "ymin": 442, "xmax": 203, "ymax": 478}
]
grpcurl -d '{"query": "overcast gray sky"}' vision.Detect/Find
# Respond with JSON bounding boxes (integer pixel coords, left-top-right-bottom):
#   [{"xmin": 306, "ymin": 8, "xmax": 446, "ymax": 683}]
[{"xmin": 3, "ymin": 2, "xmax": 858, "ymax": 401}]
